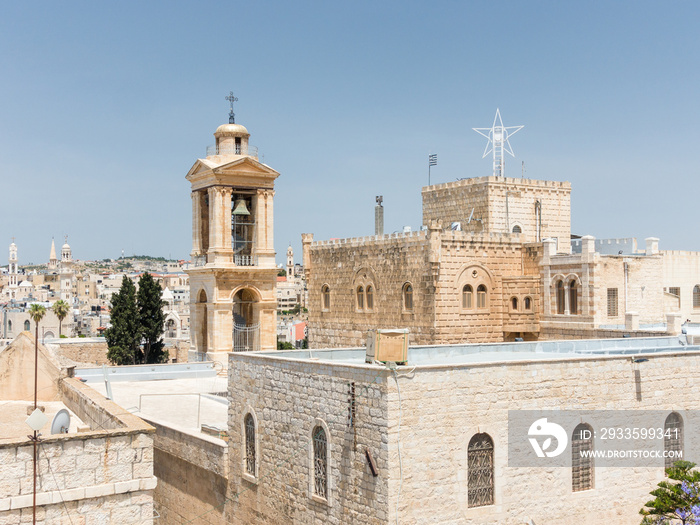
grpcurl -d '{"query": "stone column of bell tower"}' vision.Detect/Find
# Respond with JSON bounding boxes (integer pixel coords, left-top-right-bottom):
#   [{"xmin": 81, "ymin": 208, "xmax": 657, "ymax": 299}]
[{"xmin": 186, "ymin": 119, "xmax": 280, "ymax": 367}]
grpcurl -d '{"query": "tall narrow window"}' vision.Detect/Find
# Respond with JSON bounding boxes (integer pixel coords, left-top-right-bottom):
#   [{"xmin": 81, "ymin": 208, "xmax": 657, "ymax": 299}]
[
  {"xmin": 366, "ymin": 286, "xmax": 374, "ymax": 310},
  {"xmin": 569, "ymin": 281, "xmax": 577, "ymax": 315},
  {"xmin": 313, "ymin": 425, "xmax": 328, "ymax": 499},
  {"xmin": 244, "ymin": 413, "xmax": 256, "ymax": 477},
  {"xmin": 321, "ymin": 285, "xmax": 330, "ymax": 311},
  {"xmin": 556, "ymin": 280, "xmax": 565, "ymax": 314},
  {"xmin": 403, "ymin": 283, "xmax": 413, "ymax": 311},
  {"xmin": 356, "ymin": 286, "xmax": 364, "ymax": 310},
  {"xmin": 693, "ymin": 285, "xmax": 700, "ymax": 308},
  {"xmin": 511, "ymin": 297, "xmax": 518, "ymax": 311},
  {"xmin": 572, "ymin": 423, "xmax": 594, "ymax": 492},
  {"xmin": 477, "ymin": 285, "xmax": 487, "ymax": 309},
  {"xmin": 607, "ymin": 288, "xmax": 618, "ymax": 317},
  {"xmin": 24, "ymin": 320, "xmax": 30, "ymax": 331},
  {"xmin": 664, "ymin": 412, "xmax": 684, "ymax": 471},
  {"xmin": 524, "ymin": 297, "xmax": 532, "ymax": 310},
  {"xmin": 462, "ymin": 285, "xmax": 473, "ymax": 309},
  {"xmin": 468, "ymin": 433, "xmax": 494, "ymax": 507}
]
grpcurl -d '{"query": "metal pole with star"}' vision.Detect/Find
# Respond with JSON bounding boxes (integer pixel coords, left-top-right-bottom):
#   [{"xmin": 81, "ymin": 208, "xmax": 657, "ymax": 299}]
[{"xmin": 473, "ymin": 109, "xmax": 523, "ymax": 178}]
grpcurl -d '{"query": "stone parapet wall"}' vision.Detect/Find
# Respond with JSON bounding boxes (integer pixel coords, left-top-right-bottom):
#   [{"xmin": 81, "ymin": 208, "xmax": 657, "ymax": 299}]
[{"xmin": 143, "ymin": 418, "xmax": 228, "ymax": 525}]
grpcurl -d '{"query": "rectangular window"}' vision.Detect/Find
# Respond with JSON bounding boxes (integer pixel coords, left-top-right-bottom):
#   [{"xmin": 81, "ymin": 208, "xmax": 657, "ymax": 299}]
[
  {"xmin": 669, "ymin": 287, "xmax": 680, "ymax": 298},
  {"xmin": 607, "ymin": 288, "xmax": 618, "ymax": 317}
]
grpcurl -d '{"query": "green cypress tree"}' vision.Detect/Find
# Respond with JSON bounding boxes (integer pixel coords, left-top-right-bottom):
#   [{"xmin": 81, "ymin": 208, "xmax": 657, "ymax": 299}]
[
  {"xmin": 105, "ymin": 276, "xmax": 141, "ymax": 365},
  {"xmin": 137, "ymin": 272, "xmax": 168, "ymax": 364}
]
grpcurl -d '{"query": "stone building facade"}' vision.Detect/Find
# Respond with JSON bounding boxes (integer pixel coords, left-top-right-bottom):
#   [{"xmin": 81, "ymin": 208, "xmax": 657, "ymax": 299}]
[
  {"xmin": 225, "ymin": 338, "xmax": 700, "ymax": 524},
  {"xmin": 305, "ymin": 175, "xmax": 700, "ymax": 348},
  {"xmin": 186, "ymin": 121, "xmax": 280, "ymax": 365}
]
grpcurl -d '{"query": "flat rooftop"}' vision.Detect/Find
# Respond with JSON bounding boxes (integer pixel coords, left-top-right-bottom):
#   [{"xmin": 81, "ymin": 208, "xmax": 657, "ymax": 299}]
[
  {"xmin": 0, "ymin": 401, "xmax": 85, "ymax": 441},
  {"xmin": 252, "ymin": 336, "xmax": 699, "ymax": 368}
]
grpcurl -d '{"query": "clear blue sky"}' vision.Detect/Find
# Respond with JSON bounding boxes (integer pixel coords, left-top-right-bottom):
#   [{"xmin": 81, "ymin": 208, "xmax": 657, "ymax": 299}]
[{"xmin": 1, "ymin": 1, "xmax": 698, "ymax": 266}]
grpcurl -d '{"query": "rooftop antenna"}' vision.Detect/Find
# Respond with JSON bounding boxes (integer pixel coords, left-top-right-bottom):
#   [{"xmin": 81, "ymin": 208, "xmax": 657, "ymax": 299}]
[
  {"xmin": 50, "ymin": 409, "xmax": 71, "ymax": 434},
  {"xmin": 225, "ymin": 91, "xmax": 238, "ymax": 124},
  {"xmin": 473, "ymin": 109, "xmax": 523, "ymax": 178}
]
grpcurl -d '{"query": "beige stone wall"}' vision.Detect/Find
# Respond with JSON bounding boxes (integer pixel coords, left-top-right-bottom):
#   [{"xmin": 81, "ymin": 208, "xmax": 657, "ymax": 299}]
[
  {"xmin": 50, "ymin": 340, "xmax": 110, "ymax": 367},
  {"xmin": 306, "ymin": 230, "xmax": 541, "ymax": 348},
  {"xmin": 662, "ymin": 250, "xmax": 700, "ymax": 322},
  {"xmin": 422, "ymin": 176, "xmax": 571, "ymax": 248},
  {"xmin": 383, "ymin": 350, "xmax": 700, "ymax": 524},
  {"xmin": 227, "ymin": 354, "xmax": 390, "ymax": 524},
  {"xmin": 306, "ymin": 231, "xmax": 437, "ymax": 348},
  {"xmin": 144, "ymin": 418, "xmax": 228, "ymax": 525}
]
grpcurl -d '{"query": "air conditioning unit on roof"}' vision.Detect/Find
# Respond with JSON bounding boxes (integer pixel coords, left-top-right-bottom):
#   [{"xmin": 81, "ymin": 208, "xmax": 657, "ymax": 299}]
[{"xmin": 366, "ymin": 329, "xmax": 409, "ymax": 364}]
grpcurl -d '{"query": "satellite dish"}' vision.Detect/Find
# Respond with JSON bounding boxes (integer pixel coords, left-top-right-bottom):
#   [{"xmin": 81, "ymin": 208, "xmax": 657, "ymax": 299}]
[{"xmin": 50, "ymin": 409, "xmax": 71, "ymax": 434}]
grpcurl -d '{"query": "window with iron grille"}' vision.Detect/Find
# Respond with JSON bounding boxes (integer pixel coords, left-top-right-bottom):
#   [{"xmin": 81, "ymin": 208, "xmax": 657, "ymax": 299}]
[
  {"xmin": 669, "ymin": 287, "xmax": 681, "ymax": 298},
  {"xmin": 313, "ymin": 426, "xmax": 328, "ymax": 499},
  {"xmin": 664, "ymin": 412, "xmax": 684, "ymax": 471},
  {"xmin": 467, "ymin": 433, "xmax": 494, "ymax": 507},
  {"xmin": 321, "ymin": 285, "xmax": 330, "ymax": 311},
  {"xmin": 244, "ymin": 413, "xmax": 256, "ymax": 476},
  {"xmin": 572, "ymin": 423, "xmax": 594, "ymax": 492},
  {"xmin": 403, "ymin": 283, "xmax": 413, "ymax": 311},
  {"xmin": 462, "ymin": 285, "xmax": 473, "ymax": 309},
  {"xmin": 476, "ymin": 285, "xmax": 487, "ymax": 309},
  {"xmin": 607, "ymin": 288, "xmax": 618, "ymax": 317},
  {"xmin": 366, "ymin": 285, "xmax": 374, "ymax": 310},
  {"xmin": 694, "ymin": 285, "xmax": 700, "ymax": 308}
]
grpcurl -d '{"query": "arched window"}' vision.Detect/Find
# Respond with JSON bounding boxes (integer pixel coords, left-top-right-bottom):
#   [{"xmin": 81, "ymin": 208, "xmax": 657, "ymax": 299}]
[
  {"xmin": 468, "ymin": 433, "xmax": 494, "ymax": 507},
  {"xmin": 556, "ymin": 280, "xmax": 565, "ymax": 314},
  {"xmin": 244, "ymin": 413, "xmax": 256, "ymax": 477},
  {"xmin": 572, "ymin": 423, "xmax": 594, "ymax": 492},
  {"xmin": 524, "ymin": 297, "xmax": 532, "ymax": 310},
  {"xmin": 366, "ymin": 286, "xmax": 374, "ymax": 310},
  {"xmin": 24, "ymin": 320, "xmax": 30, "ymax": 331},
  {"xmin": 462, "ymin": 285, "xmax": 473, "ymax": 309},
  {"xmin": 664, "ymin": 412, "xmax": 684, "ymax": 471},
  {"xmin": 403, "ymin": 283, "xmax": 413, "ymax": 311},
  {"xmin": 569, "ymin": 281, "xmax": 578, "ymax": 315},
  {"xmin": 312, "ymin": 425, "xmax": 328, "ymax": 499},
  {"xmin": 356, "ymin": 286, "xmax": 364, "ymax": 310},
  {"xmin": 512, "ymin": 225, "xmax": 522, "ymax": 234},
  {"xmin": 7, "ymin": 320, "xmax": 12, "ymax": 332},
  {"xmin": 321, "ymin": 285, "xmax": 330, "ymax": 311},
  {"xmin": 694, "ymin": 285, "xmax": 700, "ymax": 308},
  {"xmin": 511, "ymin": 297, "xmax": 518, "ymax": 311},
  {"xmin": 477, "ymin": 285, "xmax": 487, "ymax": 309}
]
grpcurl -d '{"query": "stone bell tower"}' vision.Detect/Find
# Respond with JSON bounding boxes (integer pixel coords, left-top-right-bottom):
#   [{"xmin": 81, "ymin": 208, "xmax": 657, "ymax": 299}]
[{"xmin": 186, "ymin": 98, "xmax": 279, "ymax": 365}]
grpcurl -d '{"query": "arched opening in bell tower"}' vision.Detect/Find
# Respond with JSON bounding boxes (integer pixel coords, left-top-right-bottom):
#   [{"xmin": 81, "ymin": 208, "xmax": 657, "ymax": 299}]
[
  {"xmin": 197, "ymin": 289, "xmax": 208, "ymax": 353},
  {"xmin": 233, "ymin": 288, "xmax": 260, "ymax": 352}
]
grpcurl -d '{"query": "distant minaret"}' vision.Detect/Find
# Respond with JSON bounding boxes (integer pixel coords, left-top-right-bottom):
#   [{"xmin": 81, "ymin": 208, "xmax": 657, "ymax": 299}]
[
  {"xmin": 49, "ymin": 237, "xmax": 58, "ymax": 270},
  {"xmin": 60, "ymin": 235, "xmax": 73, "ymax": 302},
  {"xmin": 61, "ymin": 235, "xmax": 72, "ymax": 264},
  {"xmin": 375, "ymin": 196, "xmax": 384, "ymax": 235},
  {"xmin": 286, "ymin": 244, "xmax": 294, "ymax": 278},
  {"xmin": 8, "ymin": 239, "xmax": 18, "ymax": 287}
]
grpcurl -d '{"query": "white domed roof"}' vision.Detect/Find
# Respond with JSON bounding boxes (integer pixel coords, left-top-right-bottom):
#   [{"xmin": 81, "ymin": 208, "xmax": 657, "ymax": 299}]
[
  {"xmin": 62, "ymin": 243, "xmax": 70, "ymax": 250},
  {"xmin": 214, "ymin": 123, "xmax": 249, "ymax": 136},
  {"xmin": 161, "ymin": 287, "xmax": 174, "ymax": 300}
]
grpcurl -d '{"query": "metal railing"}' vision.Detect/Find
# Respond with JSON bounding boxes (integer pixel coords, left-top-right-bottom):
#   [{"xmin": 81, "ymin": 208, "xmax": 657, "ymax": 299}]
[
  {"xmin": 233, "ymin": 322, "xmax": 260, "ymax": 352},
  {"xmin": 206, "ymin": 144, "xmax": 259, "ymax": 157},
  {"xmin": 235, "ymin": 255, "xmax": 257, "ymax": 267}
]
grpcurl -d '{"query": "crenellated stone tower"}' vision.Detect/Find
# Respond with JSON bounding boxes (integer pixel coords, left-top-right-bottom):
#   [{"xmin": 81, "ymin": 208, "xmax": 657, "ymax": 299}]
[{"xmin": 186, "ymin": 116, "xmax": 279, "ymax": 365}]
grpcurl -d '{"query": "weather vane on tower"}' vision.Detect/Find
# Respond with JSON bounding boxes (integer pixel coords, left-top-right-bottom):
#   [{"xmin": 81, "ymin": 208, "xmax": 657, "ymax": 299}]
[
  {"xmin": 473, "ymin": 109, "xmax": 523, "ymax": 178},
  {"xmin": 226, "ymin": 91, "xmax": 238, "ymax": 124}
]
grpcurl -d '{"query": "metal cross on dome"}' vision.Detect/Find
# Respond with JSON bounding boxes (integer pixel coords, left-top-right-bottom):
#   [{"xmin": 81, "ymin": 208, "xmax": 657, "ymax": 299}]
[
  {"xmin": 473, "ymin": 109, "xmax": 524, "ymax": 178},
  {"xmin": 226, "ymin": 91, "xmax": 238, "ymax": 124}
]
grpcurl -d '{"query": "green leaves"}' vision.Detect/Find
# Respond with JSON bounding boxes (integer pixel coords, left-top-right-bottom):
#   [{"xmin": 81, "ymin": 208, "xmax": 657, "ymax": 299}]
[
  {"xmin": 640, "ymin": 461, "xmax": 700, "ymax": 524},
  {"xmin": 105, "ymin": 273, "xmax": 168, "ymax": 365}
]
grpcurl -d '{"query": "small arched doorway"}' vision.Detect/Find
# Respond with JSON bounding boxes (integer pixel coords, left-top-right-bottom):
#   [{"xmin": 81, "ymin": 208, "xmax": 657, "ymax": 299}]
[{"xmin": 233, "ymin": 288, "xmax": 259, "ymax": 352}]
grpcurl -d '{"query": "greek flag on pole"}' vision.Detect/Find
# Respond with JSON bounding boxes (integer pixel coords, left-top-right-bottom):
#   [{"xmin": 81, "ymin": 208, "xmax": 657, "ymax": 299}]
[{"xmin": 429, "ymin": 154, "xmax": 437, "ymax": 166}]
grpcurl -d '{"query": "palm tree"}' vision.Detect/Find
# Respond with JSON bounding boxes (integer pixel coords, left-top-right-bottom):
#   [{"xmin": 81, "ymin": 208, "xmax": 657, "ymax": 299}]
[
  {"xmin": 28, "ymin": 304, "xmax": 46, "ymax": 410},
  {"xmin": 52, "ymin": 300, "xmax": 70, "ymax": 337}
]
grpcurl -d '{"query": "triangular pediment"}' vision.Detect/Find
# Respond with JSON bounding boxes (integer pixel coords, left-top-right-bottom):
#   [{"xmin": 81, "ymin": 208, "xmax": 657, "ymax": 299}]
[{"xmin": 186, "ymin": 155, "xmax": 279, "ymax": 182}]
